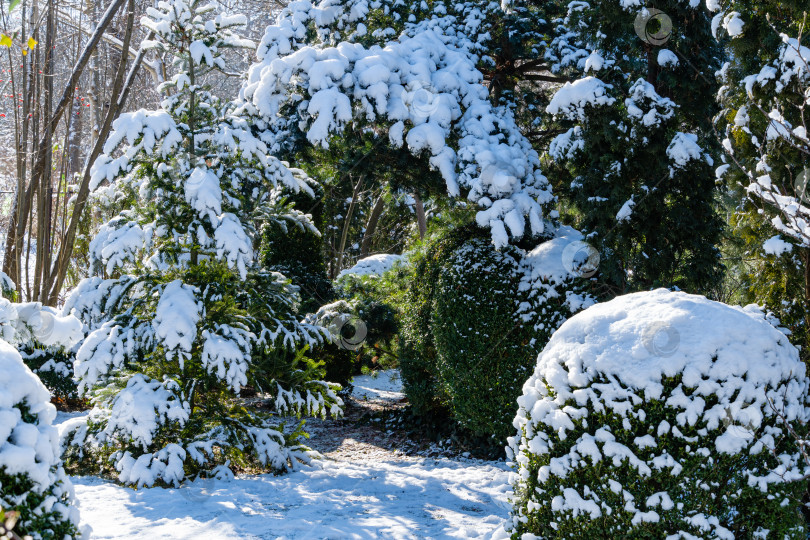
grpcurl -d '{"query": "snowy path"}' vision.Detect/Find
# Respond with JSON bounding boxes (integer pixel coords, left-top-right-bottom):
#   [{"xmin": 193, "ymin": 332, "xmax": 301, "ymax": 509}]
[
  {"xmin": 62, "ymin": 371, "xmax": 513, "ymax": 539},
  {"xmin": 74, "ymin": 458, "xmax": 510, "ymax": 539}
]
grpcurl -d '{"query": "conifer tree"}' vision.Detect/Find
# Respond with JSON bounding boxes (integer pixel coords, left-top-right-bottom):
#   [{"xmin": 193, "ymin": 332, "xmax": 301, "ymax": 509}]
[
  {"xmin": 713, "ymin": 0, "xmax": 809, "ymax": 363},
  {"xmin": 239, "ymin": 0, "xmax": 559, "ymax": 250},
  {"xmin": 543, "ymin": 0, "xmax": 724, "ymax": 297},
  {"xmin": 64, "ymin": 0, "xmax": 342, "ymax": 488}
]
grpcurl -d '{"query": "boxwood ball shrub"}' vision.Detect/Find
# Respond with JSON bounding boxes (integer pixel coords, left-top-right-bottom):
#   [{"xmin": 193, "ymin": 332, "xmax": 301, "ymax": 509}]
[
  {"xmin": 1, "ymin": 334, "xmax": 83, "ymax": 539},
  {"xmin": 505, "ymin": 289, "xmax": 810, "ymax": 539}
]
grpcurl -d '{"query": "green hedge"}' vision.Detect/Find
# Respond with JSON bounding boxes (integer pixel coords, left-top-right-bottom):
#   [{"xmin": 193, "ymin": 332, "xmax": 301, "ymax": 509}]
[
  {"xmin": 398, "ymin": 227, "xmax": 480, "ymax": 418},
  {"xmin": 432, "ymin": 238, "xmax": 537, "ymax": 440},
  {"xmin": 400, "ymin": 225, "xmax": 588, "ymax": 442}
]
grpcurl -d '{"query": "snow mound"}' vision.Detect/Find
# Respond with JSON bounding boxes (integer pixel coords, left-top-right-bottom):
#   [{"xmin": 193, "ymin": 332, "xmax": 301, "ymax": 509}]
[
  {"xmin": 0, "ymin": 341, "xmax": 85, "ymax": 539},
  {"xmin": 506, "ymin": 289, "xmax": 810, "ymax": 537},
  {"xmin": 517, "ymin": 289, "xmax": 807, "ymax": 450},
  {"xmin": 337, "ymin": 254, "xmax": 404, "ymax": 279}
]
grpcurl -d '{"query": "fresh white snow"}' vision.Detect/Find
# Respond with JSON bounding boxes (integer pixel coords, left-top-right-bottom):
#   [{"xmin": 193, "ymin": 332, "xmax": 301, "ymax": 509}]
[
  {"xmin": 657, "ymin": 49, "xmax": 679, "ymax": 67},
  {"xmin": 337, "ymin": 254, "xmax": 405, "ymax": 280},
  {"xmin": 351, "ymin": 369, "xmax": 405, "ymax": 401},
  {"xmin": 546, "ymin": 77, "xmax": 616, "ymax": 121},
  {"xmin": 615, "ymin": 197, "xmax": 635, "ymax": 222},
  {"xmin": 763, "ymin": 234, "xmax": 793, "ymax": 255},
  {"xmin": 509, "ymin": 289, "xmax": 808, "ymax": 491},
  {"xmin": 54, "ymin": 369, "xmax": 511, "ymax": 539},
  {"xmin": 722, "ymin": 12, "xmax": 744, "ymax": 37},
  {"xmin": 71, "ymin": 458, "xmax": 510, "ymax": 539}
]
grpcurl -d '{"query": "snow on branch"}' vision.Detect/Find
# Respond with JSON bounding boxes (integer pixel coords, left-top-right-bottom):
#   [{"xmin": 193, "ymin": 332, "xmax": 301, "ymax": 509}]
[{"xmin": 241, "ymin": 0, "xmax": 555, "ymax": 247}]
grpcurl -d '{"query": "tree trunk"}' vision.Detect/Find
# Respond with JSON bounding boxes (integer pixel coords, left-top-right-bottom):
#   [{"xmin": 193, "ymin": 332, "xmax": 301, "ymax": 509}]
[
  {"xmin": 3, "ymin": 0, "xmax": 129, "ymax": 300},
  {"xmin": 804, "ymin": 248, "xmax": 810, "ymax": 339},
  {"xmin": 34, "ymin": 0, "xmax": 55, "ymax": 302},
  {"xmin": 66, "ymin": 96, "xmax": 83, "ymax": 180},
  {"xmin": 45, "ymin": 0, "xmax": 139, "ymax": 304},
  {"xmin": 90, "ymin": 0, "xmax": 101, "ymax": 142},
  {"xmin": 646, "ymin": 43, "xmax": 659, "ymax": 92},
  {"xmin": 334, "ymin": 175, "xmax": 365, "ymax": 278},
  {"xmin": 360, "ymin": 192, "xmax": 385, "ymax": 257},
  {"xmin": 413, "ymin": 193, "xmax": 427, "ymax": 239}
]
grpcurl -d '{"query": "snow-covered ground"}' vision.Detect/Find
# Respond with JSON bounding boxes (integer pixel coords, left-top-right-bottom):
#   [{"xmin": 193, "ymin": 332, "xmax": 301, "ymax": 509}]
[
  {"xmin": 73, "ymin": 458, "xmax": 510, "ymax": 539},
  {"xmin": 57, "ymin": 371, "xmax": 512, "ymax": 539},
  {"xmin": 350, "ymin": 369, "xmax": 404, "ymax": 401}
]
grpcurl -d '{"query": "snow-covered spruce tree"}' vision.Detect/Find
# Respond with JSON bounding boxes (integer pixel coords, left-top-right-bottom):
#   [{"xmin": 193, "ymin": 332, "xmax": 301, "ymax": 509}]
[
  {"xmin": 504, "ymin": 289, "xmax": 809, "ymax": 539},
  {"xmin": 713, "ymin": 4, "xmax": 810, "ymax": 363},
  {"xmin": 63, "ymin": 0, "xmax": 341, "ymax": 488},
  {"xmin": 0, "ymin": 301, "xmax": 85, "ymax": 540},
  {"xmin": 543, "ymin": 0, "xmax": 724, "ymax": 297}
]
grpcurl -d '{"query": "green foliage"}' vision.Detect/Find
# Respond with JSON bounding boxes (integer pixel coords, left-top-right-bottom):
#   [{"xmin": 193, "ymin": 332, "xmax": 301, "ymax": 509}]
[
  {"xmin": 69, "ymin": 262, "xmax": 339, "ymax": 484},
  {"xmin": 0, "ymin": 271, "xmax": 15, "ymax": 301},
  {"xmin": 335, "ymin": 261, "xmax": 410, "ymax": 368},
  {"xmin": 432, "ymin": 238, "xmax": 538, "ymax": 440},
  {"xmin": 19, "ymin": 345, "xmax": 80, "ymax": 408},
  {"xmin": 715, "ymin": 1, "xmax": 809, "ymax": 375},
  {"xmin": 399, "ymin": 227, "xmax": 482, "ymax": 418},
  {"xmin": 293, "ymin": 130, "xmax": 444, "ymax": 279},
  {"xmin": 485, "ymin": 0, "xmax": 565, "ymax": 133},
  {"xmin": 305, "ymin": 261, "xmax": 411, "ymax": 386},
  {"xmin": 732, "ymin": 211, "xmax": 810, "ymax": 366},
  {"xmin": 508, "ymin": 375, "xmax": 807, "ymax": 538},
  {"xmin": 0, "ymin": 470, "xmax": 79, "ymax": 540},
  {"xmin": 258, "ymin": 173, "xmax": 363, "ymax": 386},
  {"xmin": 312, "ymin": 345, "xmax": 356, "ymax": 388},
  {"xmin": 399, "ymin": 225, "xmax": 587, "ymax": 442},
  {"xmin": 544, "ymin": 0, "xmax": 724, "ymax": 298},
  {"xmin": 261, "ymin": 176, "xmax": 334, "ymax": 314}
]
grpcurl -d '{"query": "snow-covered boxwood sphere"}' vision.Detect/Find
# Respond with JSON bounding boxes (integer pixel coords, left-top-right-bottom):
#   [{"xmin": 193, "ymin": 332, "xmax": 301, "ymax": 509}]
[
  {"xmin": 506, "ymin": 289, "xmax": 809, "ymax": 539},
  {"xmin": 1, "ymin": 341, "xmax": 83, "ymax": 539}
]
